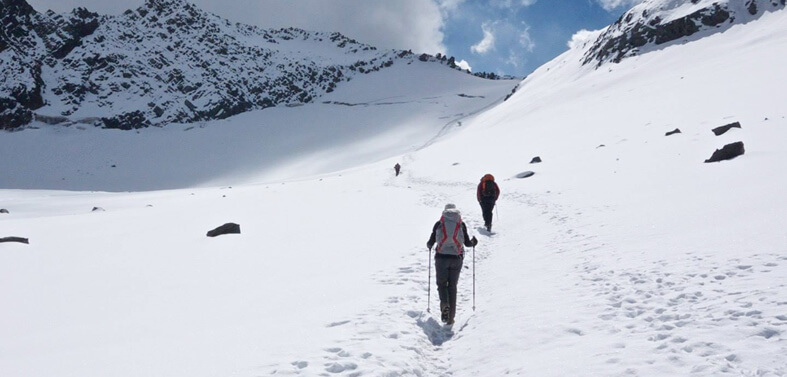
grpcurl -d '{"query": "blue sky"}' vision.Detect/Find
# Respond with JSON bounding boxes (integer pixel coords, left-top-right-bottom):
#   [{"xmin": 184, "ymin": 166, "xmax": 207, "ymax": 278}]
[
  {"xmin": 441, "ymin": 0, "xmax": 627, "ymax": 76},
  {"xmin": 26, "ymin": 0, "xmax": 640, "ymax": 77}
]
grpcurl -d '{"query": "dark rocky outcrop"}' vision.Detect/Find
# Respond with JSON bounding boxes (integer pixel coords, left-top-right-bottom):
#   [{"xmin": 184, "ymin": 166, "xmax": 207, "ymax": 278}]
[
  {"xmin": 0, "ymin": 236, "xmax": 29, "ymax": 244},
  {"xmin": 515, "ymin": 171, "xmax": 535, "ymax": 179},
  {"xmin": 665, "ymin": 128, "xmax": 681, "ymax": 136},
  {"xmin": 207, "ymin": 222, "xmax": 241, "ymax": 237},
  {"xmin": 530, "ymin": 156, "xmax": 542, "ymax": 163},
  {"xmin": 0, "ymin": 208, "xmax": 9, "ymax": 213},
  {"xmin": 705, "ymin": 141, "xmax": 745, "ymax": 163},
  {"xmin": 91, "ymin": 206, "xmax": 105, "ymax": 212},
  {"xmin": 583, "ymin": 0, "xmax": 785, "ymax": 67},
  {"xmin": 102, "ymin": 111, "xmax": 152, "ymax": 130},
  {"xmin": 712, "ymin": 121, "xmax": 742, "ymax": 136}
]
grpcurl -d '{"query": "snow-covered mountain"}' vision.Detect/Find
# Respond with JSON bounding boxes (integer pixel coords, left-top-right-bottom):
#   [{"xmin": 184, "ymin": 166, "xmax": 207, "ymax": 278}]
[
  {"xmin": 583, "ymin": 0, "xmax": 785, "ymax": 66},
  {"xmin": 0, "ymin": 0, "xmax": 474, "ymax": 130},
  {"xmin": 1, "ymin": 1, "xmax": 785, "ymax": 377}
]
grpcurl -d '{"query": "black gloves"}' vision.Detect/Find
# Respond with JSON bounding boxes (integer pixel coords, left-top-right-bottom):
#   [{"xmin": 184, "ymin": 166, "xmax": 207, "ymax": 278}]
[
  {"xmin": 471, "ymin": 236, "xmax": 478, "ymax": 247},
  {"xmin": 427, "ymin": 241, "xmax": 434, "ymax": 250}
]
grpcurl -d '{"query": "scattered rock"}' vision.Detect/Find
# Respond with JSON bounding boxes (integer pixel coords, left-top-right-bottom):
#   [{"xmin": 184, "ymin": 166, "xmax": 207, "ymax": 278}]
[
  {"xmin": 704, "ymin": 141, "xmax": 745, "ymax": 163},
  {"xmin": 712, "ymin": 121, "xmax": 741, "ymax": 136},
  {"xmin": 207, "ymin": 223, "xmax": 241, "ymax": 237},
  {"xmin": 530, "ymin": 156, "xmax": 542, "ymax": 163},
  {"xmin": 665, "ymin": 128, "xmax": 681, "ymax": 136},
  {"xmin": 597, "ymin": 144, "xmax": 606, "ymax": 149},
  {"xmin": 452, "ymin": 162, "xmax": 460, "ymax": 166},
  {"xmin": 515, "ymin": 171, "xmax": 535, "ymax": 179},
  {"xmin": 0, "ymin": 209, "xmax": 9, "ymax": 214},
  {"xmin": 91, "ymin": 207, "xmax": 105, "ymax": 212},
  {"xmin": 0, "ymin": 237, "xmax": 29, "ymax": 244}
]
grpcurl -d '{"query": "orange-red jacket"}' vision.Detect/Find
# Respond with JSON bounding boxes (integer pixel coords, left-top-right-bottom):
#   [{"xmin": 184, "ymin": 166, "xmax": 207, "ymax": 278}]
[{"xmin": 477, "ymin": 174, "xmax": 500, "ymax": 202}]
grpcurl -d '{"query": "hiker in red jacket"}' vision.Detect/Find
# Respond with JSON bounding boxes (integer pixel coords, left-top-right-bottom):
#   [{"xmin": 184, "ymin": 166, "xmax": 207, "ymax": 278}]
[{"xmin": 477, "ymin": 174, "xmax": 500, "ymax": 231}]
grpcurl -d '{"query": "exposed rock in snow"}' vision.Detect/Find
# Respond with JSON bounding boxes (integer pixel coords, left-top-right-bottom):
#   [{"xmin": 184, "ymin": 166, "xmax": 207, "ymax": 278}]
[
  {"xmin": 0, "ymin": 236, "xmax": 29, "ymax": 244},
  {"xmin": 206, "ymin": 222, "xmax": 241, "ymax": 237},
  {"xmin": 705, "ymin": 141, "xmax": 745, "ymax": 162},
  {"xmin": 712, "ymin": 121, "xmax": 742, "ymax": 136}
]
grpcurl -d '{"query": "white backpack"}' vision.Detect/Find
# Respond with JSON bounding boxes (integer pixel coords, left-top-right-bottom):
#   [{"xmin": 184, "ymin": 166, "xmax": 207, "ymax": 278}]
[{"xmin": 436, "ymin": 209, "xmax": 464, "ymax": 256}]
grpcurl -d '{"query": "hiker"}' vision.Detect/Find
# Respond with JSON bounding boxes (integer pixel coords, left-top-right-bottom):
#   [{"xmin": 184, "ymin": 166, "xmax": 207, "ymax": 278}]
[
  {"xmin": 476, "ymin": 174, "xmax": 500, "ymax": 231},
  {"xmin": 394, "ymin": 163, "xmax": 401, "ymax": 176},
  {"xmin": 426, "ymin": 204, "xmax": 478, "ymax": 325}
]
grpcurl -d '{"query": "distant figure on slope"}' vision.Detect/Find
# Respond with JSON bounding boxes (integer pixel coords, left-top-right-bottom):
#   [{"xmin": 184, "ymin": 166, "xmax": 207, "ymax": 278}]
[
  {"xmin": 477, "ymin": 174, "xmax": 500, "ymax": 232},
  {"xmin": 394, "ymin": 163, "xmax": 401, "ymax": 176},
  {"xmin": 426, "ymin": 204, "xmax": 478, "ymax": 325}
]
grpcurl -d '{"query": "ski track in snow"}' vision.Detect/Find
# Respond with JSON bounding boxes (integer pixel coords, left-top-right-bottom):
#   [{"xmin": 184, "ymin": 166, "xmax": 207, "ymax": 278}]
[
  {"xmin": 264, "ymin": 162, "xmax": 786, "ymax": 376},
  {"xmin": 265, "ymin": 171, "xmax": 494, "ymax": 376}
]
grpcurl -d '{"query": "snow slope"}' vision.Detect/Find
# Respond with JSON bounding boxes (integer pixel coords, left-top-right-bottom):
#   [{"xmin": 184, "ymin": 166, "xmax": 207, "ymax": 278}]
[
  {"xmin": 1, "ymin": 0, "xmax": 481, "ymax": 130},
  {"xmin": 1, "ymin": 4, "xmax": 786, "ymax": 377},
  {"xmin": 0, "ymin": 62, "xmax": 516, "ymax": 191}
]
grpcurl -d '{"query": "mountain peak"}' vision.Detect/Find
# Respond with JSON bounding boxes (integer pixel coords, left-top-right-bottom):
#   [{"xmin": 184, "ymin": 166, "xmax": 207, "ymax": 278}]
[
  {"xmin": 582, "ymin": 0, "xmax": 786, "ymax": 66},
  {"xmin": 1, "ymin": 0, "xmax": 36, "ymax": 17},
  {"xmin": 141, "ymin": 0, "xmax": 197, "ymax": 14}
]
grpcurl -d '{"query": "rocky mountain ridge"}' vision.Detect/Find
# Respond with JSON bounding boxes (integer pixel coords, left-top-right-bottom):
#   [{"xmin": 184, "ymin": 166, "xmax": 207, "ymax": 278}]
[
  {"xmin": 583, "ymin": 0, "xmax": 785, "ymax": 66},
  {"xmin": 0, "ymin": 0, "xmax": 469, "ymax": 130}
]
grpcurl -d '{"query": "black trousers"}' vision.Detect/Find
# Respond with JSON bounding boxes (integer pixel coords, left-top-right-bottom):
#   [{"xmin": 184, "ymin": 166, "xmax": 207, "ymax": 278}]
[
  {"xmin": 480, "ymin": 199, "xmax": 495, "ymax": 226},
  {"xmin": 435, "ymin": 255, "xmax": 463, "ymax": 321}
]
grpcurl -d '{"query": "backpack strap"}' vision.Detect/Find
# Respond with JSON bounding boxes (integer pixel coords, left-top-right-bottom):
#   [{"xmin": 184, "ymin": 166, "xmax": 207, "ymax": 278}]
[
  {"xmin": 452, "ymin": 220, "xmax": 462, "ymax": 255},
  {"xmin": 437, "ymin": 215, "xmax": 447, "ymax": 253}
]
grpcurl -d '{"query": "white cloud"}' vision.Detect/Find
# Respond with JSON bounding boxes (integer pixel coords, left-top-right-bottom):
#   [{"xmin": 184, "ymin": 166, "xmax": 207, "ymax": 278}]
[
  {"xmin": 567, "ymin": 29, "xmax": 600, "ymax": 49},
  {"xmin": 437, "ymin": 0, "xmax": 466, "ymax": 13},
  {"xmin": 471, "ymin": 23, "xmax": 496, "ymax": 54},
  {"xmin": 505, "ymin": 51, "xmax": 521, "ymax": 68},
  {"xmin": 490, "ymin": 0, "xmax": 537, "ymax": 8},
  {"xmin": 596, "ymin": 0, "xmax": 644, "ymax": 11},
  {"xmin": 26, "ymin": 0, "xmax": 448, "ymax": 55},
  {"xmin": 455, "ymin": 59, "xmax": 472, "ymax": 71},
  {"xmin": 518, "ymin": 27, "xmax": 535, "ymax": 53}
]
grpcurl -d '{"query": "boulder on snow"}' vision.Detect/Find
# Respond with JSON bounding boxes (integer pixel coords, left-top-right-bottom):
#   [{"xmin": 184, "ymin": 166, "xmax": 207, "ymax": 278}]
[
  {"xmin": 712, "ymin": 122, "xmax": 741, "ymax": 136},
  {"xmin": 705, "ymin": 141, "xmax": 745, "ymax": 163},
  {"xmin": 665, "ymin": 128, "xmax": 681, "ymax": 136},
  {"xmin": 91, "ymin": 207, "xmax": 105, "ymax": 212},
  {"xmin": 0, "ymin": 237, "xmax": 29, "ymax": 244},
  {"xmin": 207, "ymin": 223, "xmax": 241, "ymax": 237},
  {"xmin": 530, "ymin": 156, "xmax": 542, "ymax": 163},
  {"xmin": 515, "ymin": 171, "xmax": 535, "ymax": 179},
  {"xmin": 0, "ymin": 209, "xmax": 9, "ymax": 214}
]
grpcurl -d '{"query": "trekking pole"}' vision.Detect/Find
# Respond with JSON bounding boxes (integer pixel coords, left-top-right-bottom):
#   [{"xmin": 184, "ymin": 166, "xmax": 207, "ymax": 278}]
[
  {"xmin": 472, "ymin": 245, "xmax": 476, "ymax": 311},
  {"xmin": 427, "ymin": 247, "xmax": 432, "ymax": 313}
]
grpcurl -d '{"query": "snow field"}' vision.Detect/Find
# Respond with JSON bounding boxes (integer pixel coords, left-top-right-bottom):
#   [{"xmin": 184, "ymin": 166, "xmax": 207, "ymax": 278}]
[{"xmin": 1, "ymin": 6, "xmax": 786, "ymax": 377}]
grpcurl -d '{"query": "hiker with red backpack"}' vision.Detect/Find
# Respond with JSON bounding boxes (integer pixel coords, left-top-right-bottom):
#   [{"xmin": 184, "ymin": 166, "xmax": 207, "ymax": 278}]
[
  {"xmin": 426, "ymin": 204, "xmax": 478, "ymax": 325},
  {"xmin": 477, "ymin": 174, "xmax": 500, "ymax": 231}
]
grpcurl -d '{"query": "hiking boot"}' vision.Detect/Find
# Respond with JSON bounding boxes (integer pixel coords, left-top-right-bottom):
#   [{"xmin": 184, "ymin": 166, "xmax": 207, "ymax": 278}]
[
  {"xmin": 440, "ymin": 304, "xmax": 450, "ymax": 323},
  {"xmin": 486, "ymin": 224, "xmax": 492, "ymax": 232},
  {"xmin": 447, "ymin": 318, "xmax": 455, "ymax": 325}
]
